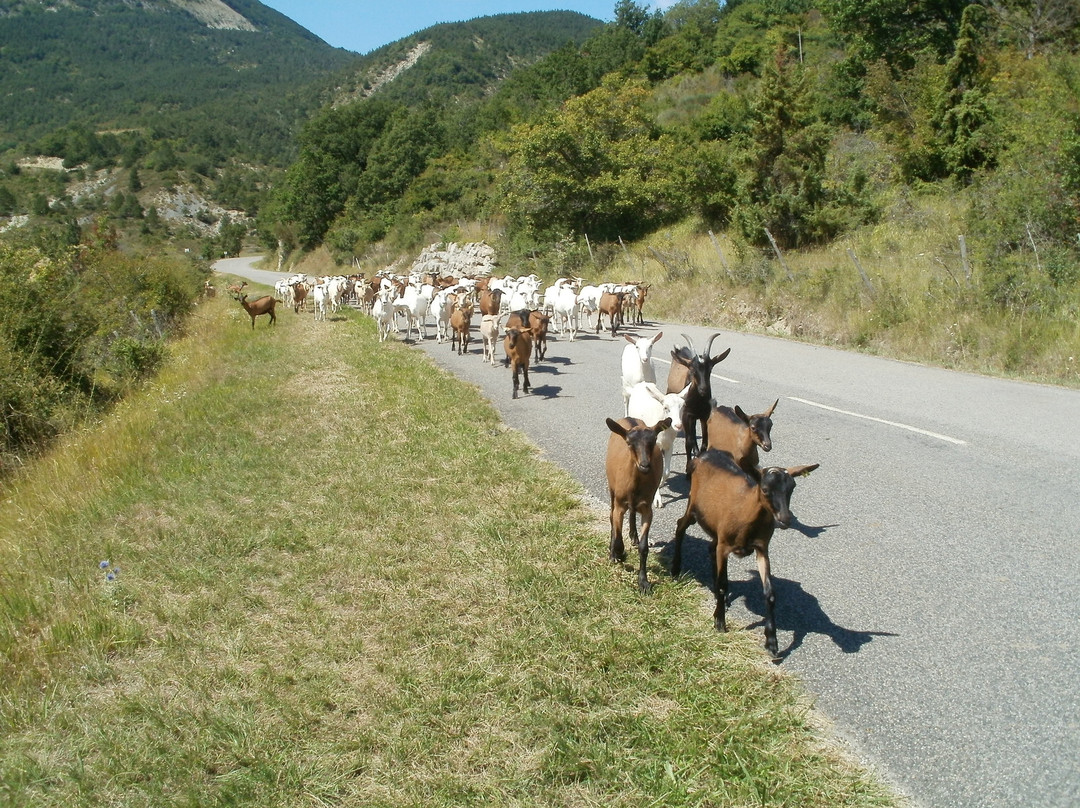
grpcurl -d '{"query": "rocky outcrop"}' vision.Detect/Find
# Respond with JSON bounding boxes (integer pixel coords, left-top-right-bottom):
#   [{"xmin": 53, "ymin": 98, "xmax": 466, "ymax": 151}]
[
  {"xmin": 167, "ymin": 0, "xmax": 257, "ymax": 31},
  {"xmin": 410, "ymin": 241, "xmax": 497, "ymax": 279}
]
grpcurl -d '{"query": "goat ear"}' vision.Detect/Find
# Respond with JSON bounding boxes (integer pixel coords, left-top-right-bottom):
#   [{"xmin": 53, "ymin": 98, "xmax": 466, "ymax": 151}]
[
  {"xmin": 734, "ymin": 405, "xmax": 750, "ymax": 423},
  {"xmin": 624, "ymin": 334, "xmax": 636, "ymax": 345},
  {"xmin": 646, "ymin": 383, "xmax": 665, "ymax": 403},
  {"xmin": 765, "ymin": 398, "xmax": 779, "ymax": 417},
  {"xmin": 651, "ymin": 331, "xmax": 663, "ymax": 344},
  {"xmin": 787, "ymin": 464, "xmax": 819, "ymax": 478},
  {"xmin": 606, "ymin": 418, "xmax": 629, "ymax": 437},
  {"xmin": 654, "ymin": 417, "xmax": 673, "ymax": 434},
  {"xmin": 671, "ymin": 350, "xmax": 691, "ymax": 367},
  {"xmin": 709, "ymin": 347, "xmax": 732, "ymax": 365}
]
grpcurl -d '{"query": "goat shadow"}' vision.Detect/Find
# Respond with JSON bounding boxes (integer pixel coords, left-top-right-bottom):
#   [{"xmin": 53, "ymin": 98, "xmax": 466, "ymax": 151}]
[
  {"xmin": 655, "ymin": 523, "xmax": 896, "ymax": 662},
  {"xmin": 526, "ymin": 384, "xmax": 562, "ymax": 399}
]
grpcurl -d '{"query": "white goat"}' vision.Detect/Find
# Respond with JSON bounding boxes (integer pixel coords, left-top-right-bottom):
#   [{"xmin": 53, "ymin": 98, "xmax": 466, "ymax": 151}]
[
  {"xmin": 620, "ymin": 331, "xmax": 664, "ymax": 416},
  {"xmin": 392, "ymin": 282, "xmax": 431, "ymax": 341},
  {"xmin": 480, "ymin": 314, "xmax": 502, "ymax": 366},
  {"xmin": 432, "ymin": 288, "xmax": 458, "ymax": 343},
  {"xmin": 627, "ymin": 381, "xmax": 691, "ymax": 508},
  {"xmin": 372, "ymin": 286, "xmax": 395, "ymax": 342},
  {"xmin": 312, "ymin": 283, "xmax": 328, "ymax": 322}
]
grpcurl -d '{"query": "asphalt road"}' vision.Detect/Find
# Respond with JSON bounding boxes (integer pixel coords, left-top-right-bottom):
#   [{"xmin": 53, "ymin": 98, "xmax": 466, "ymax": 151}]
[{"xmin": 216, "ymin": 257, "xmax": 1080, "ymax": 808}]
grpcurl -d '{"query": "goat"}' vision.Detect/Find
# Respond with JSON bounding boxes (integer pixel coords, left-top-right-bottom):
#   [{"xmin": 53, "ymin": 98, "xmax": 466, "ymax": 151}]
[
  {"xmin": 372, "ymin": 286, "xmax": 395, "ymax": 342},
  {"xmin": 503, "ymin": 326, "xmax": 533, "ymax": 399},
  {"xmin": 505, "ymin": 309, "xmax": 549, "ymax": 363},
  {"xmin": 529, "ymin": 310, "xmax": 550, "ymax": 363},
  {"xmin": 705, "ymin": 399, "xmax": 778, "ymax": 478},
  {"xmin": 227, "ymin": 280, "xmax": 247, "ymax": 299},
  {"xmin": 631, "ymin": 283, "xmax": 650, "ymax": 324},
  {"xmin": 392, "ymin": 282, "xmax": 431, "ymax": 342},
  {"xmin": 237, "ymin": 293, "xmax": 277, "ymax": 329},
  {"xmin": 478, "ymin": 287, "xmax": 503, "ymax": 317},
  {"xmin": 291, "ymin": 280, "xmax": 309, "ymax": 313},
  {"xmin": 666, "ymin": 333, "xmax": 731, "ymax": 474},
  {"xmin": 620, "ymin": 331, "xmax": 664, "ymax": 416},
  {"xmin": 450, "ymin": 299, "xmax": 474, "ymax": 356},
  {"xmin": 605, "ymin": 416, "xmax": 673, "ymax": 593},
  {"xmin": 596, "ymin": 290, "xmax": 625, "ymax": 337},
  {"xmin": 312, "ymin": 283, "xmax": 328, "ymax": 322},
  {"xmin": 432, "ymin": 288, "xmax": 458, "ymax": 343},
  {"xmin": 671, "ymin": 449, "xmax": 818, "ymax": 658},
  {"xmin": 480, "ymin": 314, "xmax": 501, "ymax": 366},
  {"xmin": 548, "ymin": 284, "xmax": 579, "ymax": 340},
  {"xmin": 626, "ymin": 381, "xmax": 691, "ymax": 508}
]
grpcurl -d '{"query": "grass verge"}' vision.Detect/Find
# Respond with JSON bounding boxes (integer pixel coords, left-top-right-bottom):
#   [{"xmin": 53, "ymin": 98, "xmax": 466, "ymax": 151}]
[{"xmin": 0, "ymin": 289, "xmax": 900, "ymax": 807}]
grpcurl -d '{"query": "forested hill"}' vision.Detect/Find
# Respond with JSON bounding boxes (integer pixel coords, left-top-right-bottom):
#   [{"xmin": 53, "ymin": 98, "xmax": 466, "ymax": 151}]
[
  {"xmin": 331, "ymin": 11, "xmax": 604, "ymax": 107},
  {"xmin": 0, "ymin": 0, "xmax": 360, "ymax": 162}
]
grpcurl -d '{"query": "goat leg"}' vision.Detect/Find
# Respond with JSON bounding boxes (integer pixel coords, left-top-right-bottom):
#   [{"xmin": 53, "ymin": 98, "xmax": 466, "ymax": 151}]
[
  {"xmin": 635, "ymin": 506, "xmax": 653, "ymax": 594},
  {"xmin": 671, "ymin": 508, "xmax": 695, "ymax": 577},
  {"xmin": 757, "ymin": 550, "xmax": 779, "ymax": 658},
  {"xmin": 713, "ymin": 547, "xmax": 729, "ymax": 633},
  {"xmin": 609, "ymin": 496, "xmax": 626, "ymax": 562}
]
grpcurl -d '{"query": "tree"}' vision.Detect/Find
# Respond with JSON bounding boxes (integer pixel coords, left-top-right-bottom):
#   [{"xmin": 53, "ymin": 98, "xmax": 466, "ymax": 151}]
[
  {"xmin": 986, "ymin": 0, "xmax": 1080, "ymax": 58},
  {"xmin": 615, "ymin": 0, "xmax": 650, "ymax": 35},
  {"xmin": 934, "ymin": 5, "xmax": 998, "ymax": 180},
  {"xmin": 273, "ymin": 99, "xmax": 396, "ymax": 249},
  {"xmin": 734, "ymin": 49, "xmax": 841, "ymax": 248},
  {"xmin": 824, "ymin": 0, "xmax": 970, "ymax": 71},
  {"xmin": 499, "ymin": 77, "xmax": 689, "ymax": 241}
]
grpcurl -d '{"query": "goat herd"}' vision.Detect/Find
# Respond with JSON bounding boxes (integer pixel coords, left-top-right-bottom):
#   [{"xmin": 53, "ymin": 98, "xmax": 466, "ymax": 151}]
[{"xmin": 230, "ymin": 270, "xmax": 819, "ymax": 658}]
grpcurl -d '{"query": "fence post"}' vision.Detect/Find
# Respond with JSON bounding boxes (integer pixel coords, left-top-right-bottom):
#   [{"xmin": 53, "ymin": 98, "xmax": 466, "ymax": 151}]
[
  {"xmin": 708, "ymin": 230, "xmax": 731, "ymax": 278},
  {"xmin": 847, "ymin": 248, "xmax": 876, "ymax": 297},
  {"xmin": 764, "ymin": 228, "xmax": 793, "ymax": 281},
  {"xmin": 958, "ymin": 235, "xmax": 971, "ymax": 285}
]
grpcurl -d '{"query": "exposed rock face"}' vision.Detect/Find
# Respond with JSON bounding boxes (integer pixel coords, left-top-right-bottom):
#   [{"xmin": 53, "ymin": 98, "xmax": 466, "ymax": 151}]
[
  {"xmin": 167, "ymin": 0, "xmax": 257, "ymax": 31},
  {"xmin": 410, "ymin": 241, "xmax": 497, "ymax": 279}
]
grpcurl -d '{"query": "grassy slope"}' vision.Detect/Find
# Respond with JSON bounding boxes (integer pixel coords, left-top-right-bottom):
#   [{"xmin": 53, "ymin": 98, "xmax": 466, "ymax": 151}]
[{"xmin": 0, "ymin": 284, "xmax": 899, "ymax": 807}]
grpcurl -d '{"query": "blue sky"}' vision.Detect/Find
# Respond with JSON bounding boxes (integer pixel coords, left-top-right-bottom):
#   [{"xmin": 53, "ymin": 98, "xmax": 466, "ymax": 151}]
[{"xmin": 260, "ymin": 1, "xmax": 674, "ymax": 55}]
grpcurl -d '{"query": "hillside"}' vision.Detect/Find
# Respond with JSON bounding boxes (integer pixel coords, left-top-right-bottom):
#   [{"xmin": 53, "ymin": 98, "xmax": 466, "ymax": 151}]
[{"xmin": 0, "ymin": 0, "xmax": 359, "ymax": 161}]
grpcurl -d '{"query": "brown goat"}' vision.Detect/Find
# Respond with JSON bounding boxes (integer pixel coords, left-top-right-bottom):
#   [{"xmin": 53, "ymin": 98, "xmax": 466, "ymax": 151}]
[
  {"xmin": 502, "ymin": 326, "xmax": 533, "ymax": 399},
  {"xmin": 478, "ymin": 287, "xmax": 503, "ymax": 316},
  {"xmin": 596, "ymin": 290, "xmax": 624, "ymax": 337},
  {"xmin": 291, "ymin": 281, "xmax": 308, "ymax": 313},
  {"xmin": 633, "ymin": 283, "xmax": 650, "ymax": 324},
  {"xmin": 507, "ymin": 309, "xmax": 551, "ymax": 363},
  {"xmin": 529, "ymin": 310, "xmax": 551, "ymax": 362},
  {"xmin": 671, "ymin": 448, "xmax": 818, "ymax": 658},
  {"xmin": 605, "ymin": 416, "xmax": 672, "ymax": 593},
  {"xmin": 238, "ymin": 293, "xmax": 277, "ymax": 329},
  {"xmin": 449, "ymin": 300, "xmax": 474, "ymax": 356},
  {"xmin": 705, "ymin": 399, "xmax": 779, "ymax": 478}
]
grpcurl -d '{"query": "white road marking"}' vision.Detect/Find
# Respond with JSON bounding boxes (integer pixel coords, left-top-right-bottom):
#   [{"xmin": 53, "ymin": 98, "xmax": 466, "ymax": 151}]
[{"xmin": 788, "ymin": 397, "xmax": 967, "ymax": 445}]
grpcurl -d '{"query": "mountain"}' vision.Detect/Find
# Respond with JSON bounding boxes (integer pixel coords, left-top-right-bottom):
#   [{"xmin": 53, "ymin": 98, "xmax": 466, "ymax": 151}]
[
  {"xmin": 0, "ymin": 3, "xmax": 603, "ymax": 166},
  {"xmin": 0, "ymin": 0, "xmax": 360, "ymax": 162}
]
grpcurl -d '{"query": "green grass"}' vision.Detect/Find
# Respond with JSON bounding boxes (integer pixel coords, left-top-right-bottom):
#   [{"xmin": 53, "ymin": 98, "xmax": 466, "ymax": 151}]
[{"xmin": 0, "ymin": 287, "xmax": 900, "ymax": 807}]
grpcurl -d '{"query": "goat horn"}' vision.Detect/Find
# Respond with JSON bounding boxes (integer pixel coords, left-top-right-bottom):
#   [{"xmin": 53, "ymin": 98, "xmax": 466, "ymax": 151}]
[
  {"xmin": 705, "ymin": 332, "xmax": 722, "ymax": 358},
  {"xmin": 680, "ymin": 333, "xmax": 696, "ymax": 354}
]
